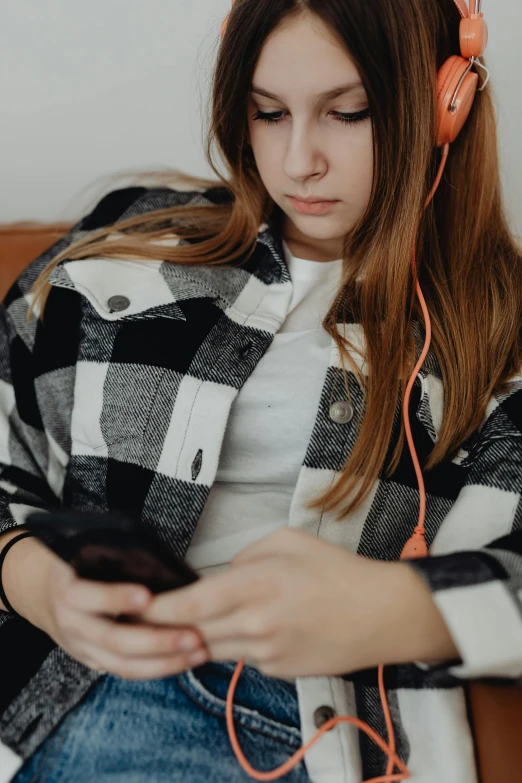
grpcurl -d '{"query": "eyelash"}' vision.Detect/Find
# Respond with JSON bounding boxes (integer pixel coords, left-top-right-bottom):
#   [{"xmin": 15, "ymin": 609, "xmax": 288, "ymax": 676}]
[{"xmin": 252, "ymin": 108, "xmax": 370, "ymax": 126}]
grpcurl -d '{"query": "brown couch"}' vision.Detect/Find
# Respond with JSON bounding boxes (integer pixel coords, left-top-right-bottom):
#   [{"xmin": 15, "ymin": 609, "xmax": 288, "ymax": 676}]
[{"xmin": 0, "ymin": 221, "xmax": 73, "ymax": 301}]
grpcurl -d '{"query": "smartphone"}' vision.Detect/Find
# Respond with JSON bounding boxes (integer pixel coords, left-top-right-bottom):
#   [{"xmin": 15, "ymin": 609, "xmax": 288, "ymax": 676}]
[{"xmin": 25, "ymin": 509, "xmax": 200, "ymax": 594}]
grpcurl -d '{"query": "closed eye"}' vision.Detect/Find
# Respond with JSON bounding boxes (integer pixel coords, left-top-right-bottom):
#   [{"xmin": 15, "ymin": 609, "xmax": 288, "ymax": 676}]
[{"xmin": 252, "ymin": 108, "xmax": 370, "ymax": 126}]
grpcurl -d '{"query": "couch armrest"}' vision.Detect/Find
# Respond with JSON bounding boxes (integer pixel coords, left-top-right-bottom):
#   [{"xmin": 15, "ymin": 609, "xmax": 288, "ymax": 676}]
[{"xmin": 0, "ymin": 222, "xmax": 74, "ymax": 301}]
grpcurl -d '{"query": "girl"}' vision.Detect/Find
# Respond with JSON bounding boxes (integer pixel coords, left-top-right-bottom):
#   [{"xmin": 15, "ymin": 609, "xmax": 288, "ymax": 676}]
[{"xmin": 1, "ymin": 1, "xmax": 521, "ymax": 782}]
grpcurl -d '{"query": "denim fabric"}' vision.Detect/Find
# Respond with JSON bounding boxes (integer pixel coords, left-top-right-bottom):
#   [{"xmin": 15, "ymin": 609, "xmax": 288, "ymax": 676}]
[{"xmin": 11, "ymin": 660, "xmax": 311, "ymax": 782}]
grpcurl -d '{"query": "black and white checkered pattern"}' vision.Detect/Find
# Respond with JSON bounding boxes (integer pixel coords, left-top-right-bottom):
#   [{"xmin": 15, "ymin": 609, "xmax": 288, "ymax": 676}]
[{"xmin": 0, "ymin": 185, "xmax": 521, "ymax": 782}]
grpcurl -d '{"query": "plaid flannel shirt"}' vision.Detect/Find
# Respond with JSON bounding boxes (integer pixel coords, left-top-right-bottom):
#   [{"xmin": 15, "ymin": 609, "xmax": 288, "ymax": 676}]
[{"xmin": 0, "ymin": 185, "xmax": 521, "ymax": 783}]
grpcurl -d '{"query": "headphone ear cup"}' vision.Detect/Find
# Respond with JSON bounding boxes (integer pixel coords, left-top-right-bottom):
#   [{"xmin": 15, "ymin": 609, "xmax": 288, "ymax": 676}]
[{"xmin": 436, "ymin": 55, "xmax": 478, "ymax": 147}]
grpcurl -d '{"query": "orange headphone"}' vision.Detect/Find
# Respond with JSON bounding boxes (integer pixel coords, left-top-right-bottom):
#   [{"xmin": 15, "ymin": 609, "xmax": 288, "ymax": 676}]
[{"xmin": 217, "ymin": 2, "xmax": 489, "ymax": 780}]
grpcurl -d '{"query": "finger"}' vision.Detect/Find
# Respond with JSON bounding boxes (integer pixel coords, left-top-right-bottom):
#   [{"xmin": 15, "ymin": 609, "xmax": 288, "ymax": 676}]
[
  {"xmin": 64, "ymin": 579, "xmax": 152, "ymax": 615},
  {"xmin": 231, "ymin": 528, "xmax": 305, "ymax": 566},
  {"xmin": 78, "ymin": 641, "xmax": 208, "ymax": 680},
  {"xmin": 197, "ymin": 609, "xmax": 273, "ymax": 644},
  {"xmin": 204, "ymin": 637, "xmax": 270, "ymax": 666},
  {"xmin": 140, "ymin": 571, "xmax": 246, "ymax": 626},
  {"xmin": 69, "ymin": 613, "xmax": 205, "ymax": 658}
]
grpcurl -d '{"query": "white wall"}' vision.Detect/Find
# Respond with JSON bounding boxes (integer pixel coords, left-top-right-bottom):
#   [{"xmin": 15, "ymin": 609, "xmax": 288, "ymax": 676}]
[{"xmin": 1, "ymin": 0, "xmax": 520, "ymax": 237}]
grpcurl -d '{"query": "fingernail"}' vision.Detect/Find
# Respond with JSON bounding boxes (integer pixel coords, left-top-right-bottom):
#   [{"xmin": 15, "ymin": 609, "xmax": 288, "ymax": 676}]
[{"xmin": 131, "ymin": 591, "xmax": 149, "ymax": 607}]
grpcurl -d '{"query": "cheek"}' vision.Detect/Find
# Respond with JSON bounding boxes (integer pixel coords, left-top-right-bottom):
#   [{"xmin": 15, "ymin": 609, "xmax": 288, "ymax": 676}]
[
  {"xmin": 248, "ymin": 124, "xmax": 272, "ymax": 159},
  {"xmin": 341, "ymin": 131, "xmax": 374, "ymax": 207},
  {"xmin": 248, "ymin": 138, "xmax": 282, "ymax": 183}
]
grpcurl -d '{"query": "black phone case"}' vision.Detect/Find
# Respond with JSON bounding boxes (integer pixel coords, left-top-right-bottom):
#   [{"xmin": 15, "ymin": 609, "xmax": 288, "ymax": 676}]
[{"xmin": 25, "ymin": 510, "xmax": 200, "ymax": 593}]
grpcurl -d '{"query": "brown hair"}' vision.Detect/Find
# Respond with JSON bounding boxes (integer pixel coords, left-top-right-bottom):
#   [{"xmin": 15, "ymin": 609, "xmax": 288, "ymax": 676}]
[{"xmin": 29, "ymin": 0, "xmax": 522, "ymax": 520}]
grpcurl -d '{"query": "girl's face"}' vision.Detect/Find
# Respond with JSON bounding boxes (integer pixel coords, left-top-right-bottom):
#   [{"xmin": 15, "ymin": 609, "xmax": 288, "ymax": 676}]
[{"xmin": 247, "ymin": 11, "xmax": 374, "ymax": 262}]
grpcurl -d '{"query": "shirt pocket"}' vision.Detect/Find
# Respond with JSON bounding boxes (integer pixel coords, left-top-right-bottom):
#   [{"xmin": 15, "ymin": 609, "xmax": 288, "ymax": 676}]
[
  {"xmin": 49, "ymin": 257, "xmax": 186, "ymax": 457},
  {"xmin": 177, "ymin": 661, "xmax": 303, "ymax": 751},
  {"xmin": 70, "ymin": 359, "xmax": 169, "ymax": 459}
]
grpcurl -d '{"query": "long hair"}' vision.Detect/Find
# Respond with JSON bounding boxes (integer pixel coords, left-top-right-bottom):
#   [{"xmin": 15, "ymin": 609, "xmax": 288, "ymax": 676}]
[{"xmin": 29, "ymin": 0, "xmax": 522, "ymax": 520}]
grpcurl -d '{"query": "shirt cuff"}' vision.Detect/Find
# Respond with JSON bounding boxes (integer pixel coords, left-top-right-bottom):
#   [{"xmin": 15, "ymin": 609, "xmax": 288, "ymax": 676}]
[{"xmin": 402, "ymin": 551, "xmax": 522, "ymax": 680}]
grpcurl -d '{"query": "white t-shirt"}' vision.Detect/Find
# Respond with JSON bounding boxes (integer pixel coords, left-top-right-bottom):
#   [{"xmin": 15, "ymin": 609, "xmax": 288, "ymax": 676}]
[{"xmin": 184, "ymin": 240, "xmax": 344, "ymax": 577}]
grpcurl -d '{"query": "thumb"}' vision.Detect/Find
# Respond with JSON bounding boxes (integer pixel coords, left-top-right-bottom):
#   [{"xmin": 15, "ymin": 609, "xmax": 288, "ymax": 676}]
[{"xmin": 231, "ymin": 528, "xmax": 295, "ymax": 566}]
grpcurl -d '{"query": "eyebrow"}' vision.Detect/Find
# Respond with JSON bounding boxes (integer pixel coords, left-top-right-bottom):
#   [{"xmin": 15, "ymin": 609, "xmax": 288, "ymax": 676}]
[{"xmin": 250, "ymin": 82, "xmax": 364, "ymax": 103}]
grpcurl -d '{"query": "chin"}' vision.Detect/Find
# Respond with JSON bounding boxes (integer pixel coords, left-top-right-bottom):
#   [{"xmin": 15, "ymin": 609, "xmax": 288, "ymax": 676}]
[{"xmin": 293, "ymin": 216, "xmax": 344, "ymax": 236}]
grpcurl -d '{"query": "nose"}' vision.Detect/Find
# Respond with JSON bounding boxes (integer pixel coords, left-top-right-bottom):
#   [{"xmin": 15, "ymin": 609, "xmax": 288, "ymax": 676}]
[{"xmin": 283, "ymin": 123, "xmax": 327, "ymax": 182}]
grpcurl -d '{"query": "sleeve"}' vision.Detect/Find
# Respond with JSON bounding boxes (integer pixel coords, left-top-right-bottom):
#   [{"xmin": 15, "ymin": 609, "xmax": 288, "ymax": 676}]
[
  {"xmin": 0, "ymin": 187, "xmax": 151, "ymax": 618},
  {"xmin": 402, "ymin": 385, "xmax": 522, "ymax": 682},
  {"xmin": 0, "ymin": 185, "xmax": 156, "ymax": 546},
  {"xmin": 0, "ymin": 257, "xmax": 78, "ymax": 616},
  {"xmin": 0, "ymin": 311, "xmax": 57, "ymax": 524}
]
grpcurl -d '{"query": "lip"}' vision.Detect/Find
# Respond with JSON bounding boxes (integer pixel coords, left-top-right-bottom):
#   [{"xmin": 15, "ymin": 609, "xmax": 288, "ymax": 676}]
[
  {"xmin": 289, "ymin": 195, "xmax": 335, "ymax": 203},
  {"xmin": 288, "ymin": 195, "xmax": 339, "ymax": 216}
]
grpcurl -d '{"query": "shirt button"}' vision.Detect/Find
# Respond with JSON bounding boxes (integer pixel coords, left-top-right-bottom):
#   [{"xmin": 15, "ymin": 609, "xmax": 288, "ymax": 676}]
[
  {"xmin": 329, "ymin": 401, "xmax": 354, "ymax": 424},
  {"xmin": 107, "ymin": 295, "xmax": 130, "ymax": 312},
  {"xmin": 313, "ymin": 705, "xmax": 337, "ymax": 730},
  {"xmin": 238, "ymin": 341, "xmax": 252, "ymax": 360}
]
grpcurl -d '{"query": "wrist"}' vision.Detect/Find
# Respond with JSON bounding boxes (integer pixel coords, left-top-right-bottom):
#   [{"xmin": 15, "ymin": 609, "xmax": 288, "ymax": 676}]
[
  {"xmin": 0, "ymin": 530, "xmax": 31, "ymax": 614},
  {"xmin": 1, "ymin": 533, "xmax": 56, "ymax": 630},
  {"xmin": 358, "ymin": 559, "xmax": 460, "ymax": 669}
]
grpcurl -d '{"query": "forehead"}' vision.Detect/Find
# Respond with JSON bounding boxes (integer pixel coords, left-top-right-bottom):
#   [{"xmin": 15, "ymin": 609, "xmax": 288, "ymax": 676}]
[{"xmin": 251, "ymin": 12, "xmax": 362, "ymax": 100}]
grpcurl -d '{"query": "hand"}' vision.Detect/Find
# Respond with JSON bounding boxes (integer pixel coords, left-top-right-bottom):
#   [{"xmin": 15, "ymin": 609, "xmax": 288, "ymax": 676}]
[
  {"xmin": 3, "ymin": 537, "xmax": 208, "ymax": 679},
  {"xmin": 138, "ymin": 527, "xmax": 458, "ymax": 679}
]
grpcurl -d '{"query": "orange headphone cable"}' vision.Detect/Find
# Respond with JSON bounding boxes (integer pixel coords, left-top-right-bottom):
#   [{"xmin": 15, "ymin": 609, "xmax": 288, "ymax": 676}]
[{"xmin": 223, "ymin": 142, "xmax": 451, "ymax": 782}]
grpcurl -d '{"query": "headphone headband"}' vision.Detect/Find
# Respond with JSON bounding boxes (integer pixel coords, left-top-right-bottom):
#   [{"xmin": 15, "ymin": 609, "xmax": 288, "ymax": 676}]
[{"xmin": 453, "ymin": 1, "xmax": 484, "ymax": 19}]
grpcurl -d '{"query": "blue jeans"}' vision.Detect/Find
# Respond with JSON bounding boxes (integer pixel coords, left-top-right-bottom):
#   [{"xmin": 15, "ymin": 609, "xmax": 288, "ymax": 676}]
[{"xmin": 11, "ymin": 660, "xmax": 311, "ymax": 782}]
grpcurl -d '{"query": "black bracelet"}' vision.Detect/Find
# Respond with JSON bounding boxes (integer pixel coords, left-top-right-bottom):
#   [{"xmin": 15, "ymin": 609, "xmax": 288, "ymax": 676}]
[{"xmin": 0, "ymin": 532, "xmax": 36, "ymax": 617}]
